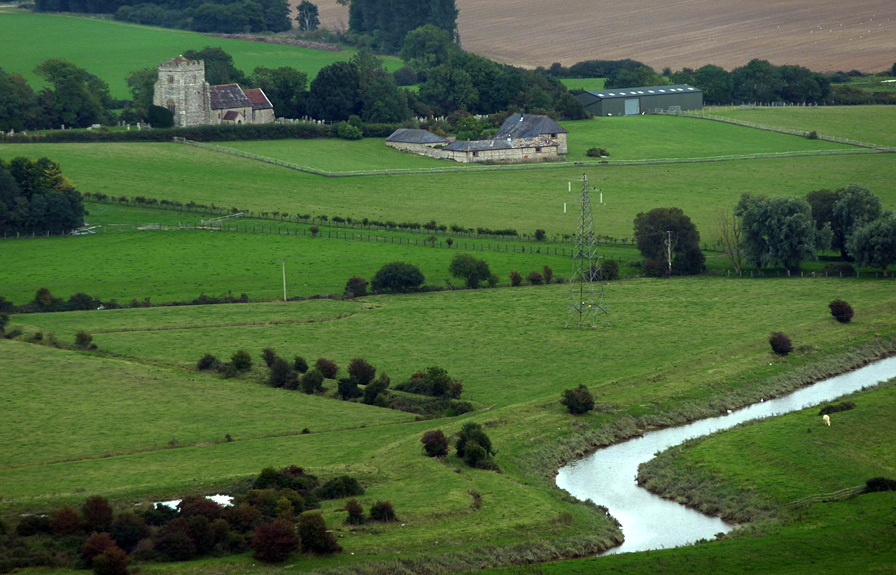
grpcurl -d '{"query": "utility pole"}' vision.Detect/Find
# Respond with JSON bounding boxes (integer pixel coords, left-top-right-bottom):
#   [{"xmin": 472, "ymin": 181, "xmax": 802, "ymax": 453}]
[
  {"xmin": 566, "ymin": 174, "xmax": 609, "ymax": 328},
  {"xmin": 281, "ymin": 258, "xmax": 287, "ymax": 303}
]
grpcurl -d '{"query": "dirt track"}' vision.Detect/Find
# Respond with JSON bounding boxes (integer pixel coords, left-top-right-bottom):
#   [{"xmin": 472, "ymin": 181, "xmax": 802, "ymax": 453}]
[{"xmin": 301, "ymin": 0, "xmax": 895, "ymax": 72}]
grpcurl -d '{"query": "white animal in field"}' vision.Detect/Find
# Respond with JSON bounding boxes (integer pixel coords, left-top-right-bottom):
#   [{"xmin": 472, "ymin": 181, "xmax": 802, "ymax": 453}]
[{"xmin": 822, "ymin": 414, "xmax": 831, "ymax": 426}]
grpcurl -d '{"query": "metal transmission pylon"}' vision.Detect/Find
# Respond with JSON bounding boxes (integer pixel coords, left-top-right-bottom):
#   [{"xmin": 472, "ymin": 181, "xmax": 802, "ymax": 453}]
[{"xmin": 566, "ymin": 174, "xmax": 609, "ymax": 328}]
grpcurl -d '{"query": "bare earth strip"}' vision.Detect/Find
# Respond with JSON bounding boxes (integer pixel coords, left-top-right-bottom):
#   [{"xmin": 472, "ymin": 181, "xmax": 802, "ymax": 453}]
[{"xmin": 302, "ymin": 0, "xmax": 896, "ymax": 72}]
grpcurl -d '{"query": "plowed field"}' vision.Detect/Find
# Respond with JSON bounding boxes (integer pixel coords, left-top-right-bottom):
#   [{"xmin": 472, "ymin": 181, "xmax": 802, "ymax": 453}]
[{"xmin": 299, "ymin": 0, "xmax": 895, "ymax": 72}]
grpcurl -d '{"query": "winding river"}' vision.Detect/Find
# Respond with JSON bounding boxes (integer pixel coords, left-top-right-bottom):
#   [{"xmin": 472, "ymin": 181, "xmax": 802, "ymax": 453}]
[{"xmin": 555, "ymin": 356, "xmax": 896, "ymax": 555}]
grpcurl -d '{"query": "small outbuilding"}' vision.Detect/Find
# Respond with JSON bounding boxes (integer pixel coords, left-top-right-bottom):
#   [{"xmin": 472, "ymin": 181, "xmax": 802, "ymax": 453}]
[
  {"xmin": 443, "ymin": 137, "xmax": 559, "ymax": 164},
  {"xmin": 385, "ymin": 129, "xmax": 449, "ymax": 154},
  {"xmin": 494, "ymin": 113, "xmax": 568, "ymax": 153},
  {"xmin": 576, "ymin": 85, "xmax": 703, "ymax": 116}
]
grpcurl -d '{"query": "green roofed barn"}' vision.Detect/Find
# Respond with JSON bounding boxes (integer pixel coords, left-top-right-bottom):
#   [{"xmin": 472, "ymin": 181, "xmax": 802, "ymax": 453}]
[{"xmin": 576, "ymin": 85, "xmax": 703, "ymax": 116}]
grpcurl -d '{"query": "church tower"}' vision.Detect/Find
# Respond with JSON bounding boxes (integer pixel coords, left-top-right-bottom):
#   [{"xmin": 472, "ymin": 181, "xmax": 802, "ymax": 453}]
[{"xmin": 153, "ymin": 56, "xmax": 211, "ymax": 127}]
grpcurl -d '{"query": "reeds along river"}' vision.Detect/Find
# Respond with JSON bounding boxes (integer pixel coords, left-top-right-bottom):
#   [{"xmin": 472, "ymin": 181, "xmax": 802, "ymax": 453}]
[{"xmin": 555, "ymin": 356, "xmax": 896, "ymax": 555}]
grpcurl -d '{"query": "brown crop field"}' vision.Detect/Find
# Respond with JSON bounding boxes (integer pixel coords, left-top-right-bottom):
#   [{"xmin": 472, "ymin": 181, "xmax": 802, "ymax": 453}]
[{"xmin": 303, "ymin": 0, "xmax": 896, "ymax": 73}]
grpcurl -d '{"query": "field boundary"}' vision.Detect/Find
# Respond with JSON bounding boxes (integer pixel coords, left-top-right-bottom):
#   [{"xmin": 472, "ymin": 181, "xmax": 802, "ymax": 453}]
[
  {"xmin": 786, "ymin": 485, "xmax": 867, "ymax": 507},
  {"xmin": 654, "ymin": 110, "xmax": 896, "ymax": 152},
  {"xmin": 172, "ymin": 137, "xmax": 887, "ymax": 178}
]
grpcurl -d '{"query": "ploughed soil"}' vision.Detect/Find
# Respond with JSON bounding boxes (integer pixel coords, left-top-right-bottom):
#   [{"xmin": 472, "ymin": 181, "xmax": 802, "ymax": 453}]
[{"xmin": 297, "ymin": 0, "xmax": 895, "ymax": 73}]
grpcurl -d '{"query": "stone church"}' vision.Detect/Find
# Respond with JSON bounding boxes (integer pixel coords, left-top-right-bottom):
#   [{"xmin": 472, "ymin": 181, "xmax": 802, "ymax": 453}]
[{"xmin": 153, "ymin": 56, "xmax": 274, "ymax": 127}]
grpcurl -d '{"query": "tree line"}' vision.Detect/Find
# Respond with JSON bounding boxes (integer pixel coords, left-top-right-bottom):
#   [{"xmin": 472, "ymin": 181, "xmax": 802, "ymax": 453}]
[
  {"xmin": 0, "ymin": 156, "xmax": 85, "ymax": 235},
  {"xmin": 34, "ymin": 0, "xmax": 293, "ymax": 34},
  {"xmin": 550, "ymin": 58, "xmax": 896, "ymax": 105}
]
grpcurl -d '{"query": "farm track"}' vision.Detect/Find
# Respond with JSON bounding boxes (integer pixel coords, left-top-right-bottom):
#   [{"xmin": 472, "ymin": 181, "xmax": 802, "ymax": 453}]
[{"xmin": 302, "ymin": 0, "xmax": 896, "ymax": 72}]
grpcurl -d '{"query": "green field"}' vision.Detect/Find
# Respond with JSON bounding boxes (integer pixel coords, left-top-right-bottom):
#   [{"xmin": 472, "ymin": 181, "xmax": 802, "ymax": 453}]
[
  {"xmin": 0, "ymin": 8, "xmax": 400, "ymax": 99},
  {"xmin": 3, "ymin": 104, "xmax": 896, "ymax": 574}
]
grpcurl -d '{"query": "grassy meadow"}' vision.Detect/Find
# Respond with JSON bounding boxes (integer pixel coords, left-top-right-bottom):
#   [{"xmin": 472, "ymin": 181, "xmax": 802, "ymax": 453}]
[
  {"xmin": 2, "ymin": 103, "xmax": 896, "ymax": 574},
  {"xmin": 0, "ymin": 8, "xmax": 400, "ymax": 99},
  {"xmin": 559, "ymin": 78, "xmax": 606, "ymax": 91}
]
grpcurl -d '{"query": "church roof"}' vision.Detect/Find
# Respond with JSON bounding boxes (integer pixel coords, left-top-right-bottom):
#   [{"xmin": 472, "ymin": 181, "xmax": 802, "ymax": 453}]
[
  {"xmin": 386, "ymin": 128, "xmax": 448, "ymax": 144},
  {"xmin": 210, "ymin": 84, "xmax": 250, "ymax": 110},
  {"xmin": 243, "ymin": 88, "xmax": 273, "ymax": 110},
  {"xmin": 222, "ymin": 111, "xmax": 241, "ymax": 121},
  {"xmin": 494, "ymin": 114, "xmax": 567, "ymax": 138}
]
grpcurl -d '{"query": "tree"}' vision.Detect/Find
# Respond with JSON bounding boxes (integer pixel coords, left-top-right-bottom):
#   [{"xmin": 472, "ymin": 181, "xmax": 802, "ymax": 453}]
[
  {"xmin": 344, "ymin": 499, "xmax": 365, "ymax": 524},
  {"xmin": 125, "ymin": 66, "xmax": 158, "ymax": 121},
  {"xmin": 448, "ymin": 253, "xmax": 491, "ymax": 288},
  {"xmin": 736, "ymin": 194, "xmax": 823, "ymax": 273},
  {"xmin": 183, "ymin": 47, "xmax": 246, "ymax": 86},
  {"xmin": 82, "ymin": 496, "xmax": 114, "ymax": 532},
  {"xmin": 0, "ymin": 68, "xmax": 41, "ymax": 131},
  {"xmin": 298, "ymin": 512, "xmax": 341, "ymax": 554},
  {"xmin": 347, "ymin": 358, "xmax": 376, "ymax": 385},
  {"xmin": 716, "ymin": 206, "xmax": 743, "ymax": 273},
  {"xmin": 779, "ymin": 65, "xmax": 830, "ymax": 103},
  {"xmin": 633, "ymin": 207, "xmax": 705, "ymax": 276},
  {"xmin": 399, "ymin": 25, "xmax": 459, "ymax": 73},
  {"xmin": 295, "ymin": 0, "xmax": 319, "ymax": 30},
  {"xmin": 832, "ymin": 185, "xmax": 888, "ymax": 260},
  {"xmin": 692, "ymin": 64, "xmax": 732, "ymax": 104},
  {"xmin": 344, "ymin": 276, "xmax": 368, "ymax": 298},
  {"xmin": 371, "ymin": 261, "xmax": 425, "ymax": 293},
  {"xmin": 805, "ymin": 188, "xmax": 839, "ymax": 232},
  {"xmin": 418, "ymin": 63, "xmax": 478, "ymax": 115},
  {"xmin": 251, "ymin": 519, "xmax": 298, "ymax": 562},
  {"xmin": 231, "ymin": 349, "xmax": 253, "ymax": 371},
  {"xmin": 91, "ymin": 545, "xmax": 129, "ymax": 575},
  {"xmin": 848, "ymin": 217, "xmax": 896, "ymax": 276},
  {"xmin": 34, "ymin": 59, "xmax": 111, "ymax": 128},
  {"xmin": 561, "ymin": 385, "xmax": 595, "ymax": 414},
  {"xmin": 421, "ymin": 429, "xmax": 449, "ymax": 457},
  {"xmin": 455, "ymin": 422, "xmax": 493, "ymax": 458},
  {"xmin": 307, "ymin": 61, "xmax": 361, "ymax": 122},
  {"xmin": 248, "ymin": 66, "xmax": 308, "ymax": 119},
  {"xmin": 731, "ymin": 59, "xmax": 784, "ymax": 103}
]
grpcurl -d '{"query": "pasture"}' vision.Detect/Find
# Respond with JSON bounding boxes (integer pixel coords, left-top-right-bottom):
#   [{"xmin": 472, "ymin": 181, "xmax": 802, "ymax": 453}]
[
  {"xmin": 0, "ymin": 9, "xmax": 400, "ymax": 99},
  {"xmin": 2, "ymin": 104, "xmax": 896, "ymax": 573}
]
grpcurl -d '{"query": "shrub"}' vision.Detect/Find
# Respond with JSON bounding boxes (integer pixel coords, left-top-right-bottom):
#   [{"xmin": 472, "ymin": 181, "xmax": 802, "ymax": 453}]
[
  {"xmin": 0, "ymin": 312, "xmax": 9, "ymax": 333},
  {"xmin": 109, "ymin": 512, "xmax": 150, "ymax": 553},
  {"xmin": 154, "ymin": 520, "xmax": 199, "ymax": 561},
  {"xmin": 230, "ymin": 349, "xmax": 253, "ymax": 371},
  {"xmin": 178, "ymin": 495, "xmax": 222, "ymax": 520},
  {"xmin": 314, "ymin": 357, "xmax": 339, "ymax": 379},
  {"xmin": 421, "ymin": 429, "xmax": 449, "ymax": 457},
  {"xmin": 92, "ymin": 545, "xmax": 129, "ymax": 575},
  {"xmin": 49, "ymin": 506, "xmax": 82, "ymax": 535},
  {"xmin": 75, "ymin": 330, "xmax": 94, "ymax": 348},
  {"xmin": 261, "ymin": 347, "xmax": 278, "ymax": 367},
  {"xmin": 345, "ymin": 276, "xmax": 368, "ymax": 298},
  {"xmin": 82, "ymin": 496, "xmax": 114, "ymax": 532},
  {"xmin": 362, "ymin": 371, "xmax": 390, "ymax": 405},
  {"xmin": 298, "ymin": 513, "xmax": 341, "ymax": 554},
  {"xmin": 561, "ymin": 385, "xmax": 595, "ymax": 414},
  {"xmin": 309, "ymin": 225, "xmax": 320, "ymax": 237},
  {"xmin": 509, "ymin": 270, "xmax": 523, "ymax": 286},
  {"xmin": 818, "ymin": 401, "xmax": 856, "ymax": 416},
  {"xmin": 301, "ymin": 369, "xmax": 325, "ymax": 394},
  {"xmin": 82, "ymin": 531, "xmax": 118, "ymax": 567},
  {"xmin": 337, "ymin": 377, "xmax": 363, "ymax": 400},
  {"xmin": 448, "ymin": 253, "xmax": 491, "ymax": 289},
  {"xmin": 16, "ymin": 514, "xmax": 51, "ymax": 536},
  {"xmin": 463, "ymin": 441, "xmax": 488, "ymax": 467},
  {"xmin": 337, "ymin": 121, "xmax": 363, "ymax": 140},
  {"xmin": 371, "ymin": 261, "xmax": 425, "ymax": 293},
  {"xmin": 829, "ymin": 300, "xmax": 854, "ymax": 323},
  {"xmin": 534, "ymin": 228, "xmax": 546, "ymax": 241},
  {"xmin": 268, "ymin": 357, "xmax": 294, "ymax": 387},
  {"xmin": 314, "ymin": 476, "xmax": 364, "ymax": 500},
  {"xmin": 586, "ymin": 147, "xmax": 609, "ymax": 157},
  {"xmin": 455, "ymin": 422, "xmax": 493, "ymax": 458},
  {"xmin": 488, "ymin": 273, "xmax": 499, "ymax": 288},
  {"xmin": 293, "ymin": 355, "xmax": 309, "ymax": 374},
  {"xmin": 601, "ymin": 259, "xmax": 620, "ymax": 280},
  {"xmin": 344, "ymin": 499, "xmax": 364, "ymax": 525},
  {"xmin": 807, "ymin": 130, "xmax": 818, "ymax": 140},
  {"xmin": 251, "ymin": 519, "xmax": 298, "ymax": 563},
  {"xmin": 527, "ymin": 271, "xmax": 544, "ymax": 285},
  {"xmin": 369, "ymin": 501, "xmax": 396, "ymax": 522},
  {"xmin": 866, "ymin": 477, "xmax": 896, "ymax": 492},
  {"xmin": 348, "ymin": 358, "xmax": 376, "ymax": 385},
  {"xmin": 769, "ymin": 332, "xmax": 793, "ymax": 355},
  {"xmin": 394, "ymin": 366, "xmax": 462, "ymax": 398}
]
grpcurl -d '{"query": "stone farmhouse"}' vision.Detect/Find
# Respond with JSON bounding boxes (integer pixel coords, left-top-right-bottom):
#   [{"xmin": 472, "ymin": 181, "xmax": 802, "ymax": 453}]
[
  {"xmin": 153, "ymin": 56, "xmax": 274, "ymax": 127},
  {"xmin": 386, "ymin": 114, "xmax": 568, "ymax": 164}
]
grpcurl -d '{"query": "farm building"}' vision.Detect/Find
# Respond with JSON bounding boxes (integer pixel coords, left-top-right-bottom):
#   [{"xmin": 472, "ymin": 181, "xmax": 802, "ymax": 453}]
[
  {"xmin": 153, "ymin": 56, "xmax": 275, "ymax": 127},
  {"xmin": 385, "ymin": 129, "xmax": 449, "ymax": 156},
  {"xmin": 387, "ymin": 115, "xmax": 567, "ymax": 164},
  {"xmin": 442, "ymin": 138, "xmax": 559, "ymax": 163},
  {"xmin": 576, "ymin": 85, "xmax": 703, "ymax": 116}
]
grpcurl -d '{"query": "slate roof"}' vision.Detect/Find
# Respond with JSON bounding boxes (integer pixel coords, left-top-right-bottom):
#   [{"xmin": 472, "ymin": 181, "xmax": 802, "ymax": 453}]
[
  {"xmin": 494, "ymin": 114, "xmax": 568, "ymax": 139},
  {"xmin": 210, "ymin": 84, "xmax": 250, "ymax": 110},
  {"xmin": 222, "ymin": 110, "xmax": 241, "ymax": 121},
  {"xmin": 582, "ymin": 84, "xmax": 701, "ymax": 100},
  {"xmin": 386, "ymin": 128, "xmax": 448, "ymax": 144},
  {"xmin": 243, "ymin": 88, "xmax": 273, "ymax": 110}
]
